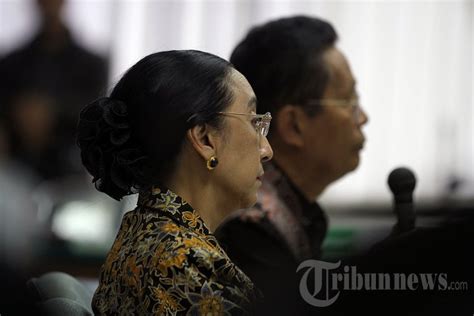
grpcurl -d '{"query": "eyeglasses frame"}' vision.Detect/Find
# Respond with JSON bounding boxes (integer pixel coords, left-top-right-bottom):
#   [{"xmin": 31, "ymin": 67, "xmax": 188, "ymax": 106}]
[{"xmin": 216, "ymin": 111, "xmax": 272, "ymax": 137}]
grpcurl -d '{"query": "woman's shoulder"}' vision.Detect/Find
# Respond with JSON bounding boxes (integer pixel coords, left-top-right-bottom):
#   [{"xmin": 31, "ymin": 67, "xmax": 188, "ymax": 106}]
[
  {"xmin": 114, "ymin": 206, "xmax": 235, "ymax": 274},
  {"xmin": 93, "ymin": 207, "xmax": 258, "ymax": 315}
]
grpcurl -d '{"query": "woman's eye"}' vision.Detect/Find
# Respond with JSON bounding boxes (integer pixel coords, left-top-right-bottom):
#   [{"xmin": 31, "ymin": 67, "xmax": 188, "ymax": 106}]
[{"xmin": 251, "ymin": 118, "xmax": 261, "ymax": 127}]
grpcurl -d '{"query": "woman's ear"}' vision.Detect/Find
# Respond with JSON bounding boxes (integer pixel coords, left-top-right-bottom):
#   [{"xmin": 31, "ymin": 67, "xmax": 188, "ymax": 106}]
[
  {"xmin": 186, "ymin": 124, "xmax": 219, "ymax": 160},
  {"xmin": 275, "ymin": 105, "xmax": 306, "ymax": 148}
]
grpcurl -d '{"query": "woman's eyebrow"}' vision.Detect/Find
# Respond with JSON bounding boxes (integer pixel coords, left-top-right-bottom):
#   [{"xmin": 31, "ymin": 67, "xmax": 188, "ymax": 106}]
[{"xmin": 247, "ymin": 96, "xmax": 257, "ymax": 111}]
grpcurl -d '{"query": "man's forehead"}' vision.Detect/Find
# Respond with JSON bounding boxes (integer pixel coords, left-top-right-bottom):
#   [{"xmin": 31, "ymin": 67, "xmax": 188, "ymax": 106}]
[{"xmin": 324, "ymin": 48, "xmax": 356, "ymax": 95}]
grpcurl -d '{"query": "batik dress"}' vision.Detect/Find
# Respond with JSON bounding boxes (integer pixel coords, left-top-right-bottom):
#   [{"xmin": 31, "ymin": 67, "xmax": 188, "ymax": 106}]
[{"xmin": 92, "ymin": 186, "xmax": 258, "ymax": 315}]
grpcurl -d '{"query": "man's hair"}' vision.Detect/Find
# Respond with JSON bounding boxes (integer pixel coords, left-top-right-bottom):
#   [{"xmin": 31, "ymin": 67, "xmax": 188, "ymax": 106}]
[{"xmin": 230, "ymin": 16, "xmax": 338, "ymax": 135}]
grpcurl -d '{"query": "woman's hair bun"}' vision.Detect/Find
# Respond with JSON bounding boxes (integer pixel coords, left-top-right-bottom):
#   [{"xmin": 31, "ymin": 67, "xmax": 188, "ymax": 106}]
[
  {"xmin": 77, "ymin": 97, "xmax": 148, "ymax": 200},
  {"xmin": 77, "ymin": 50, "xmax": 234, "ymax": 200}
]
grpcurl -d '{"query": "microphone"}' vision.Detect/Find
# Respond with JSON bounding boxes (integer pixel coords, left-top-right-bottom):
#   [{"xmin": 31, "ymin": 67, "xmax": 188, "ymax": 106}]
[{"xmin": 388, "ymin": 167, "xmax": 417, "ymax": 234}]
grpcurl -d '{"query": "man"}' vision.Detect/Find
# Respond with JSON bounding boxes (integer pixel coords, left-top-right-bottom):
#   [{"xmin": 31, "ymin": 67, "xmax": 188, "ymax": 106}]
[
  {"xmin": 215, "ymin": 16, "xmax": 368, "ymax": 314},
  {"xmin": 0, "ymin": 0, "xmax": 108, "ymax": 181}
]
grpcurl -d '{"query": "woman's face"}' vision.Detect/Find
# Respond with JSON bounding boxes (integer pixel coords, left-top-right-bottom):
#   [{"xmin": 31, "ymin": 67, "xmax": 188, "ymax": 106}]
[{"xmin": 213, "ymin": 69, "xmax": 273, "ymax": 210}]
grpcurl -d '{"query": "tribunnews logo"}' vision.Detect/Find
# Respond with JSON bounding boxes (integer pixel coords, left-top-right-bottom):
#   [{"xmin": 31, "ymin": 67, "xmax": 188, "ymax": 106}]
[{"xmin": 297, "ymin": 260, "xmax": 469, "ymax": 307}]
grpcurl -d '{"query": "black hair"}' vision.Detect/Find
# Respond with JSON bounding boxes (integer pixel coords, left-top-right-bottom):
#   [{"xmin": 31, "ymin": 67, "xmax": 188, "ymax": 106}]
[
  {"xmin": 230, "ymin": 16, "xmax": 338, "ymax": 135},
  {"xmin": 77, "ymin": 50, "xmax": 234, "ymax": 200}
]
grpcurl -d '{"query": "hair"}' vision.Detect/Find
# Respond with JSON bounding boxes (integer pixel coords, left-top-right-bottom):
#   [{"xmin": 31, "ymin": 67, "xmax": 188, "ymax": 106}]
[
  {"xmin": 77, "ymin": 50, "xmax": 234, "ymax": 201},
  {"xmin": 230, "ymin": 16, "xmax": 338, "ymax": 136}
]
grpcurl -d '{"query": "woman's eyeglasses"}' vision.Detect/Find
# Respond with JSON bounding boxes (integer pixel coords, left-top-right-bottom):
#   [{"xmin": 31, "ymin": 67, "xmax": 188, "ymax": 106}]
[{"xmin": 217, "ymin": 112, "xmax": 272, "ymax": 137}]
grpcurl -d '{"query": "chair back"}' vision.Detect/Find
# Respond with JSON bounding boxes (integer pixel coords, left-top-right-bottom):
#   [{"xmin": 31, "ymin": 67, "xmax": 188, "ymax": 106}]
[{"xmin": 27, "ymin": 271, "xmax": 93, "ymax": 316}]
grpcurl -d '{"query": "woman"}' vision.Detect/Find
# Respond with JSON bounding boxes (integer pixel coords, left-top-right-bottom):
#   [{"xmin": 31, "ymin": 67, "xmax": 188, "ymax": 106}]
[{"xmin": 77, "ymin": 50, "xmax": 273, "ymax": 315}]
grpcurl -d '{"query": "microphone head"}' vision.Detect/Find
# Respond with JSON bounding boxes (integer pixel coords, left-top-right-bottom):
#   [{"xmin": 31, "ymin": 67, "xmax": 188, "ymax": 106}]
[{"xmin": 388, "ymin": 167, "xmax": 417, "ymax": 195}]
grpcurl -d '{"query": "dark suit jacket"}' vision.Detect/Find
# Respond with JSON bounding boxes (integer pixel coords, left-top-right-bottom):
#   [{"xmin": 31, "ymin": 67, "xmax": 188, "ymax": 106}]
[{"xmin": 216, "ymin": 162, "xmax": 327, "ymax": 315}]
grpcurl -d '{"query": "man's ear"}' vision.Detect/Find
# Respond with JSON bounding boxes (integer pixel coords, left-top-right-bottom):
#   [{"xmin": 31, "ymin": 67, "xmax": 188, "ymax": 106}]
[
  {"xmin": 186, "ymin": 124, "xmax": 218, "ymax": 160},
  {"xmin": 275, "ymin": 105, "xmax": 307, "ymax": 148}
]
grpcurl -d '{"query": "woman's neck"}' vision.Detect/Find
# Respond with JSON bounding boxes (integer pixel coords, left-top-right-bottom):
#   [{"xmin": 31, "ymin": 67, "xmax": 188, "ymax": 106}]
[{"xmin": 165, "ymin": 168, "xmax": 231, "ymax": 233}]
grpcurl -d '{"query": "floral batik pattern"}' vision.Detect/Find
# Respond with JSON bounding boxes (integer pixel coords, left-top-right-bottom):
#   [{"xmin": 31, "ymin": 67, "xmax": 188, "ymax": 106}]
[{"xmin": 92, "ymin": 187, "xmax": 258, "ymax": 315}]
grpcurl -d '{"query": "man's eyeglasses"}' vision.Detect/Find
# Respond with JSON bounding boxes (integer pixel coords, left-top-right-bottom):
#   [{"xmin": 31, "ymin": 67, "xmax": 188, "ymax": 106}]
[
  {"xmin": 304, "ymin": 98, "xmax": 362, "ymax": 123},
  {"xmin": 217, "ymin": 112, "xmax": 272, "ymax": 137}
]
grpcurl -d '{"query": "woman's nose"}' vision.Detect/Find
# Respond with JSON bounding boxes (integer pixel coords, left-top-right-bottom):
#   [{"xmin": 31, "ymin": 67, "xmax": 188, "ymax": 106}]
[{"xmin": 260, "ymin": 136, "xmax": 273, "ymax": 162}]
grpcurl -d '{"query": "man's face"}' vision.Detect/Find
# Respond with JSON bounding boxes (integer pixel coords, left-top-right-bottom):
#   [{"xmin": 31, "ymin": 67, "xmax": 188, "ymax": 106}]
[
  {"xmin": 302, "ymin": 47, "xmax": 368, "ymax": 181},
  {"xmin": 36, "ymin": 0, "xmax": 64, "ymax": 20}
]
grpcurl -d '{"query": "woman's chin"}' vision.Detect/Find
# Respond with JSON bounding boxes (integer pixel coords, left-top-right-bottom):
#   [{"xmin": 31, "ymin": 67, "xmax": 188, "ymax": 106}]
[{"xmin": 241, "ymin": 191, "xmax": 258, "ymax": 209}]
